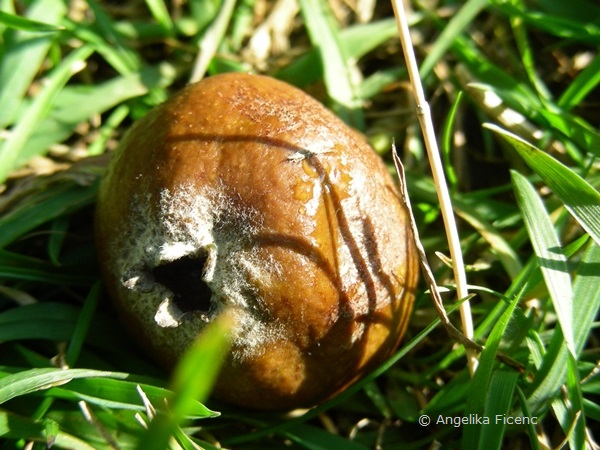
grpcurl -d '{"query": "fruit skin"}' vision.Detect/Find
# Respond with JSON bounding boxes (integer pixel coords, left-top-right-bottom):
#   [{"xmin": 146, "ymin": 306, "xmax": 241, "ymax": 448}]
[{"xmin": 95, "ymin": 72, "xmax": 419, "ymax": 411}]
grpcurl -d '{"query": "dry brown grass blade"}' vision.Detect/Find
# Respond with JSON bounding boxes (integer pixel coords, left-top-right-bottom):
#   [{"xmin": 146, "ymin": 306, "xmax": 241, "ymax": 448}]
[
  {"xmin": 390, "ymin": 0, "xmax": 478, "ymax": 374},
  {"xmin": 394, "ymin": 148, "xmax": 526, "ymax": 373},
  {"xmin": 392, "ymin": 148, "xmax": 481, "ymax": 353}
]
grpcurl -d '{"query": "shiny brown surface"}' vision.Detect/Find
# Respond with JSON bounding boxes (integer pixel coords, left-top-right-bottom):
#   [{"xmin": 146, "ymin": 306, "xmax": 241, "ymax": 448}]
[{"xmin": 96, "ymin": 73, "xmax": 418, "ymax": 410}]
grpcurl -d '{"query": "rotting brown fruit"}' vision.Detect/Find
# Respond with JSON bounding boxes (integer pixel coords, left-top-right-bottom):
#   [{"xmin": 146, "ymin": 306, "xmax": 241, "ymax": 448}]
[{"xmin": 95, "ymin": 73, "xmax": 419, "ymax": 411}]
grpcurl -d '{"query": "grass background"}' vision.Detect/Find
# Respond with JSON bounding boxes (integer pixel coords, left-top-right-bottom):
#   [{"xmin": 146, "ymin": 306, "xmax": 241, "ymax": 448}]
[{"xmin": 1, "ymin": 0, "xmax": 599, "ymax": 448}]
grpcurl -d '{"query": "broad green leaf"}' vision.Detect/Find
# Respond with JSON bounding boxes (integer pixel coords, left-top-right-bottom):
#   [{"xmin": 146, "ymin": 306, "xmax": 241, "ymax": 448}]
[{"xmin": 487, "ymin": 124, "xmax": 600, "ymax": 247}]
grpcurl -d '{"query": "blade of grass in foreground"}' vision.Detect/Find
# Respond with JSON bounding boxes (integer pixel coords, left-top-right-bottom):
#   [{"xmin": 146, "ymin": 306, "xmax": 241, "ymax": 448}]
[
  {"xmin": 487, "ymin": 124, "xmax": 600, "ymax": 246},
  {"xmin": 511, "ymin": 170, "xmax": 575, "ymax": 357},
  {"xmin": 0, "ymin": 368, "xmax": 129, "ymax": 404},
  {"xmin": 134, "ymin": 310, "xmax": 231, "ymax": 450}
]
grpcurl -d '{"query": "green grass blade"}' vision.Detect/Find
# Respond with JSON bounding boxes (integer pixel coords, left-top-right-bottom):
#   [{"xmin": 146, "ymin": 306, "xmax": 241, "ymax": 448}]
[
  {"xmin": 572, "ymin": 241, "xmax": 600, "ymax": 354},
  {"xmin": 144, "ymin": 0, "xmax": 175, "ymax": 35},
  {"xmin": 479, "ymin": 370, "xmax": 520, "ymax": 450},
  {"xmin": 564, "ymin": 354, "xmax": 585, "ymax": 450},
  {"xmin": 0, "ymin": 45, "xmax": 94, "ymax": 183},
  {"xmin": 558, "ymin": 53, "xmax": 600, "ymax": 110},
  {"xmin": 516, "ymin": 387, "xmax": 542, "ymax": 450},
  {"xmin": 298, "ymin": 0, "xmax": 363, "ymax": 128},
  {"xmin": 0, "ymin": 368, "xmax": 130, "ymax": 404},
  {"xmin": 441, "ymin": 91, "xmax": 462, "ymax": 189},
  {"xmin": 190, "ymin": 0, "xmax": 236, "ymax": 82},
  {"xmin": 285, "ymin": 423, "xmax": 371, "ymax": 450},
  {"xmin": 461, "ymin": 294, "xmax": 521, "ymax": 449},
  {"xmin": 0, "ymin": 302, "xmax": 78, "ymax": 343},
  {"xmin": 452, "ymin": 37, "xmax": 542, "ymax": 112},
  {"xmin": 511, "ymin": 169, "xmax": 575, "ymax": 358},
  {"xmin": 0, "ymin": 171, "xmax": 100, "ymax": 249},
  {"xmin": 0, "ymin": 410, "xmax": 96, "ymax": 450},
  {"xmin": 0, "ymin": 0, "xmax": 66, "ymax": 129},
  {"xmin": 524, "ymin": 241, "xmax": 599, "ymax": 432},
  {"xmin": 0, "ymin": 10, "xmax": 64, "ymax": 32},
  {"xmin": 45, "ymin": 378, "xmax": 217, "ymax": 419},
  {"xmin": 47, "ymin": 217, "xmax": 69, "ymax": 266},
  {"xmin": 419, "ymin": 0, "xmax": 488, "ymax": 79},
  {"xmin": 509, "ymin": 1, "xmax": 552, "ymax": 102},
  {"xmin": 84, "ymin": 0, "xmax": 141, "ymax": 73},
  {"xmin": 454, "ymin": 194, "xmax": 523, "ymax": 280},
  {"xmin": 496, "ymin": 3, "xmax": 600, "ymax": 45},
  {"xmin": 487, "ymin": 124, "xmax": 600, "ymax": 246},
  {"xmin": 277, "ymin": 17, "xmax": 418, "ymax": 90},
  {"xmin": 65, "ymin": 283, "xmax": 101, "ymax": 367},
  {"xmin": 134, "ymin": 311, "xmax": 231, "ymax": 449},
  {"xmin": 535, "ymin": 109, "xmax": 600, "ymax": 157},
  {"xmin": 20, "ymin": 64, "xmax": 176, "ymax": 163}
]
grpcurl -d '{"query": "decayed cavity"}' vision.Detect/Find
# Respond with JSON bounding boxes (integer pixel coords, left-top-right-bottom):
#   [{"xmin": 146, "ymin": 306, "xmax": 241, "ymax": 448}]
[{"xmin": 151, "ymin": 253, "xmax": 213, "ymax": 315}]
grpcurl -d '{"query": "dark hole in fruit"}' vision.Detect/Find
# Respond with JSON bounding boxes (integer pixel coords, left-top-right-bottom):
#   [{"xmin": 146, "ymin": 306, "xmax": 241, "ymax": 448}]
[{"xmin": 152, "ymin": 254, "xmax": 212, "ymax": 314}]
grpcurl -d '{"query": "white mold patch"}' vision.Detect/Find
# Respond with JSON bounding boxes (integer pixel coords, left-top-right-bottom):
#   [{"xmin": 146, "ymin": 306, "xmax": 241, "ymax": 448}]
[{"xmin": 110, "ymin": 182, "xmax": 285, "ymax": 362}]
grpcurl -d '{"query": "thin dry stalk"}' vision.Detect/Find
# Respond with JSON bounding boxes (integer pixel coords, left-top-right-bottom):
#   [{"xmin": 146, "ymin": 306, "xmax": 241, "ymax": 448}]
[{"xmin": 390, "ymin": 0, "xmax": 478, "ymax": 375}]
